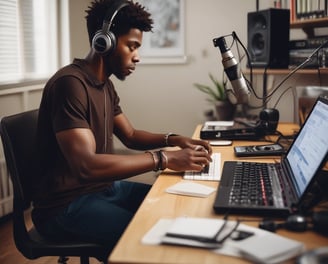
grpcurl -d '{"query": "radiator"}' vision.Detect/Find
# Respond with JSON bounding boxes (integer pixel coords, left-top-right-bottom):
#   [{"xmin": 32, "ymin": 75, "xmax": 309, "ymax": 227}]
[{"xmin": 0, "ymin": 159, "xmax": 13, "ymax": 217}]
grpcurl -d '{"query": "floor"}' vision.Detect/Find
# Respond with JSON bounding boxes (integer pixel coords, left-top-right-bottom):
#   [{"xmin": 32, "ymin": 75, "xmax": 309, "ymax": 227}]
[{"xmin": 0, "ymin": 211, "xmax": 102, "ymax": 264}]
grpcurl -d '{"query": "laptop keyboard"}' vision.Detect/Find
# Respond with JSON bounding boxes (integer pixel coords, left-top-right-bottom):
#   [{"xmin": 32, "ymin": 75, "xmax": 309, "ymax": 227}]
[
  {"xmin": 229, "ymin": 162, "xmax": 275, "ymax": 206},
  {"xmin": 183, "ymin": 153, "xmax": 221, "ymax": 181}
]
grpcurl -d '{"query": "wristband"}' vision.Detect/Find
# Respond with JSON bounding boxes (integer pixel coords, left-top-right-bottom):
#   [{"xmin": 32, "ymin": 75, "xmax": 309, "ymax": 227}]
[
  {"xmin": 165, "ymin": 133, "xmax": 178, "ymax": 146},
  {"xmin": 156, "ymin": 151, "xmax": 163, "ymax": 170},
  {"xmin": 160, "ymin": 150, "xmax": 168, "ymax": 169},
  {"xmin": 146, "ymin": 151, "xmax": 160, "ymax": 171}
]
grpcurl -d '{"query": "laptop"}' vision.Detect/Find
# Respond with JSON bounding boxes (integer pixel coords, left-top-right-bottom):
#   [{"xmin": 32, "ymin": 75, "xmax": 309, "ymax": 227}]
[{"xmin": 213, "ymin": 96, "xmax": 328, "ymax": 216}]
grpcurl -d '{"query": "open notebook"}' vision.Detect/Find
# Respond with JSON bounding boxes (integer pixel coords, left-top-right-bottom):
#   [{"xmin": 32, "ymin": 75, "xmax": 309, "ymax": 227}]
[{"xmin": 214, "ymin": 96, "xmax": 328, "ymax": 216}]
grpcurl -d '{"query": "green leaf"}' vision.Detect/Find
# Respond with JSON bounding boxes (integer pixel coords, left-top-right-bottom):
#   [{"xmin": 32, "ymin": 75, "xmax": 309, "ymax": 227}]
[{"xmin": 194, "ymin": 73, "xmax": 226, "ymax": 101}]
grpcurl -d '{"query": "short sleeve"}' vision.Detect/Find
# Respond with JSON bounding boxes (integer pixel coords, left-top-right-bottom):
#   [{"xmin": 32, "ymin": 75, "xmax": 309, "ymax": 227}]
[{"xmin": 51, "ymin": 75, "xmax": 90, "ymax": 132}]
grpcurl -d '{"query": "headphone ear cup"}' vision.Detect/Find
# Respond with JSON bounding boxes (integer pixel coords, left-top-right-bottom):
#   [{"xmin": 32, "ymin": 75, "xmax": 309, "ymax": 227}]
[
  {"xmin": 92, "ymin": 30, "xmax": 116, "ymax": 54},
  {"xmin": 92, "ymin": 1, "xmax": 128, "ymax": 54}
]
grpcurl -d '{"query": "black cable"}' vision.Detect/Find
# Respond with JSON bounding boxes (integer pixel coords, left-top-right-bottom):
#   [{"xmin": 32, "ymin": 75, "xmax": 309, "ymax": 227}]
[
  {"xmin": 231, "ymin": 32, "xmax": 267, "ymax": 108},
  {"xmin": 273, "ymin": 85, "xmax": 293, "ymax": 109},
  {"xmin": 264, "ymin": 40, "xmax": 328, "ymax": 102},
  {"xmin": 228, "ymin": 32, "xmax": 328, "ymax": 109},
  {"xmin": 231, "ymin": 31, "xmax": 254, "ymax": 94}
]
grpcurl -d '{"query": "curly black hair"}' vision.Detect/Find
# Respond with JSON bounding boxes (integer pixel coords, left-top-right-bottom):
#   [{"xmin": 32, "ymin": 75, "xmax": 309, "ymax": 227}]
[{"xmin": 85, "ymin": 0, "xmax": 153, "ymax": 46}]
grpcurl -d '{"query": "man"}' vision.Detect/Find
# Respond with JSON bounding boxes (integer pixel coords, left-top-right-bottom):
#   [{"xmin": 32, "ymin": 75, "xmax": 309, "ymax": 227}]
[{"xmin": 32, "ymin": 0, "xmax": 212, "ymax": 252}]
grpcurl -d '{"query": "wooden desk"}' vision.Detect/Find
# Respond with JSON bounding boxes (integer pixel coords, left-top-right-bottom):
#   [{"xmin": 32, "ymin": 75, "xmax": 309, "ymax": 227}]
[{"xmin": 109, "ymin": 123, "xmax": 328, "ymax": 264}]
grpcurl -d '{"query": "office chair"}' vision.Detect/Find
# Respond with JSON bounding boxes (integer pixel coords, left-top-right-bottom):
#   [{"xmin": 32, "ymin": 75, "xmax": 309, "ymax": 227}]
[{"xmin": 0, "ymin": 109, "xmax": 109, "ymax": 264}]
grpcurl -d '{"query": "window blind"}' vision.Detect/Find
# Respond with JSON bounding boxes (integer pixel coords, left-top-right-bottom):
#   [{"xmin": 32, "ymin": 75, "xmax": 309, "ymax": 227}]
[{"xmin": 0, "ymin": 0, "xmax": 58, "ymax": 85}]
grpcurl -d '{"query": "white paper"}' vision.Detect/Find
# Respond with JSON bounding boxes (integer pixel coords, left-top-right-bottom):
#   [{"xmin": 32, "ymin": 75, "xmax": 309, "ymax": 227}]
[
  {"xmin": 142, "ymin": 217, "xmax": 305, "ymax": 264},
  {"xmin": 166, "ymin": 182, "xmax": 216, "ymax": 197},
  {"xmin": 237, "ymin": 233, "xmax": 305, "ymax": 264},
  {"xmin": 165, "ymin": 217, "xmax": 224, "ymax": 238},
  {"xmin": 142, "ymin": 218, "xmax": 172, "ymax": 245}
]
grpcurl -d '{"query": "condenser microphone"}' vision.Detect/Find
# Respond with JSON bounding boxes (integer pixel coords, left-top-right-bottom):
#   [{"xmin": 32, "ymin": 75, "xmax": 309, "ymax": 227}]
[{"xmin": 213, "ymin": 36, "xmax": 250, "ymax": 104}]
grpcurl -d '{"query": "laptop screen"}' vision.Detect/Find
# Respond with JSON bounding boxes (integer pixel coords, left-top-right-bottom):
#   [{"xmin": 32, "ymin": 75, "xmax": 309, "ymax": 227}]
[{"xmin": 286, "ymin": 97, "xmax": 328, "ymax": 197}]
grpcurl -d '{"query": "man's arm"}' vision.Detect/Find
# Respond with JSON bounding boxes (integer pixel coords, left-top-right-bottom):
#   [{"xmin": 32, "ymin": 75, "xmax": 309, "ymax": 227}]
[
  {"xmin": 113, "ymin": 113, "xmax": 169, "ymax": 150},
  {"xmin": 113, "ymin": 113, "xmax": 212, "ymax": 153},
  {"xmin": 55, "ymin": 114, "xmax": 212, "ymax": 182},
  {"xmin": 56, "ymin": 127, "xmax": 156, "ymax": 182}
]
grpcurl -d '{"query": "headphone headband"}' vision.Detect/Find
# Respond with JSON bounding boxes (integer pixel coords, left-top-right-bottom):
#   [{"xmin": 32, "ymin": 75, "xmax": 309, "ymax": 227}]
[
  {"xmin": 92, "ymin": 0, "xmax": 129, "ymax": 54},
  {"xmin": 102, "ymin": 1, "xmax": 129, "ymax": 33}
]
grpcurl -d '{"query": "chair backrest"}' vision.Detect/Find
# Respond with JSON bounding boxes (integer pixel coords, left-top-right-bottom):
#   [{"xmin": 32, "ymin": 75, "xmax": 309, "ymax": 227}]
[
  {"xmin": 1, "ymin": 109, "xmax": 109, "ymax": 263},
  {"xmin": 0, "ymin": 109, "xmax": 40, "ymax": 207},
  {"xmin": 0, "ymin": 109, "xmax": 40, "ymax": 251}
]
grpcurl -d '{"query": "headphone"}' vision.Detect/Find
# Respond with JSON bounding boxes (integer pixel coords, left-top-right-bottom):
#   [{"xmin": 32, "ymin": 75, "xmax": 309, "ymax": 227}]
[
  {"xmin": 259, "ymin": 215, "xmax": 308, "ymax": 233},
  {"xmin": 92, "ymin": 0, "xmax": 129, "ymax": 54},
  {"xmin": 259, "ymin": 211, "xmax": 328, "ymax": 234}
]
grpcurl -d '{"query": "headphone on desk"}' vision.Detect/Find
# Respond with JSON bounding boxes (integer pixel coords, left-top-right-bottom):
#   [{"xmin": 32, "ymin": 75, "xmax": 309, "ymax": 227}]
[
  {"xmin": 259, "ymin": 211, "xmax": 328, "ymax": 234},
  {"xmin": 92, "ymin": 0, "xmax": 129, "ymax": 54}
]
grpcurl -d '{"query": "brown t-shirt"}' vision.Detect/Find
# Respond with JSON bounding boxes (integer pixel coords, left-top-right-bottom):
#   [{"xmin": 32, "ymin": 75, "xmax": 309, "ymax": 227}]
[{"xmin": 33, "ymin": 59, "xmax": 122, "ymax": 217}]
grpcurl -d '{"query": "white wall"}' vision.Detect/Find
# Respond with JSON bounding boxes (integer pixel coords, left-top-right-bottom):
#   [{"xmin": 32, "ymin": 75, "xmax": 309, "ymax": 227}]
[
  {"xmin": 67, "ymin": 0, "xmax": 275, "ymax": 137},
  {"xmin": 3, "ymin": 0, "xmax": 327, "ymax": 140}
]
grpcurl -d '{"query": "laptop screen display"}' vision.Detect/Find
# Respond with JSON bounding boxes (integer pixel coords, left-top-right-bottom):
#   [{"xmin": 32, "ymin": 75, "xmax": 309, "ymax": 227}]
[{"xmin": 286, "ymin": 98, "xmax": 328, "ymax": 196}]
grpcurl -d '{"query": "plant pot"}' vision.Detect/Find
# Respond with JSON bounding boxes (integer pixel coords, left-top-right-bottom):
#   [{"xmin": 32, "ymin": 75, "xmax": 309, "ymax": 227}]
[{"xmin": 214, "ymin": 101, "xmax": 236, "ymax": 121}]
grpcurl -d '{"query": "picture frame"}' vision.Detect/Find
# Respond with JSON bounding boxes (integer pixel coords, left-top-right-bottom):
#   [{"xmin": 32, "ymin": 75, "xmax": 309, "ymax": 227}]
[{"xmin": 138, "ymin": 0, "xmax": 186, "ymax": 64}]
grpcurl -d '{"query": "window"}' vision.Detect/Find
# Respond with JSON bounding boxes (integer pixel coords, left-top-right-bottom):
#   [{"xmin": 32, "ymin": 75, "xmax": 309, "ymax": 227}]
[{"xmin": 0, "ymin": 0, "xmax": 58, "ymax": 86}]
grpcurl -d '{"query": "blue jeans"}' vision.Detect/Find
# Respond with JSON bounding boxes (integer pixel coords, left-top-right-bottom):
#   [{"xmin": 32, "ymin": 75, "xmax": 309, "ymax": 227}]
[{"xmin": 36, "ymin": 181, "xmax": 151, "ymax": 251}]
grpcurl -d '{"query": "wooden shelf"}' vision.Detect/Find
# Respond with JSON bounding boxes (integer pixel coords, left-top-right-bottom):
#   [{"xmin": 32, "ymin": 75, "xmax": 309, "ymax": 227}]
[
  {"xmin": 290, "ymin": 17, "xmax": 328, "ymax": 29},
  {"xmin": 245, "ymin": 68, "xmax": 328, "ymax": 75},
  {"xmin": 290, "ymin": 17, "xmax": 328, "ymax": 37},
  {"xmin": 244, "ymin": 17, "xmax": 328, "ymax": 76}
]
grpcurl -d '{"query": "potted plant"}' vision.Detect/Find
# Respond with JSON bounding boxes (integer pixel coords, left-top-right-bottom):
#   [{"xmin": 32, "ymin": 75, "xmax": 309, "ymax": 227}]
[{"xmin": 194, "ymin": 73, "xmax": 235, "ymax": 121}]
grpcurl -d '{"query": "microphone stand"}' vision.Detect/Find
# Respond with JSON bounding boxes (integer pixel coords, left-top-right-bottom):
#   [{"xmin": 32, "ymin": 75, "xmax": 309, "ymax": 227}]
[
  {"xmin": 263, "ymin": 69, "xmax": 268, "ymax": 108},
  {"xmin": 215, "ymin": 32, "xmax": 327, "ymax": 130},
  {"xmin": 263, "ymin": 39, "xmax": 328, "ymax": 105},
  {"xmin": 232, "ymin": 31, "xmax": 328, "ymax": 107}
]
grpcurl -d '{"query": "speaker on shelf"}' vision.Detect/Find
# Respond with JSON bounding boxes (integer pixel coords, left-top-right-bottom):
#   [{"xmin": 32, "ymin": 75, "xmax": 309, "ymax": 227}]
[{"xmin": 247, "ymin": 8, "xmax": 290, "ymax": 68}]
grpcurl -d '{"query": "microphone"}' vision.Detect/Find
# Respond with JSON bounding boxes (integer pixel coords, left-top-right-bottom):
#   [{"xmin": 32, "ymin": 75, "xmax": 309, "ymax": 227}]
[{"xmin": 213, "ymin": 36, "xmax": 250, "ymax": 105}]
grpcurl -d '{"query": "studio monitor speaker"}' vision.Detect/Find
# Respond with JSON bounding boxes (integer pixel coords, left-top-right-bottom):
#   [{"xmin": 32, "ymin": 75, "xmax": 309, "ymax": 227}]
[{"xmin": 247, "ymin": 8, "xmax": 290, "ymax": 68}]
